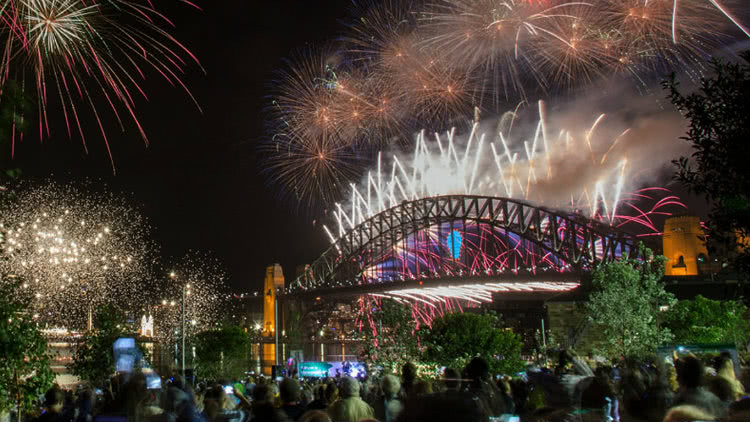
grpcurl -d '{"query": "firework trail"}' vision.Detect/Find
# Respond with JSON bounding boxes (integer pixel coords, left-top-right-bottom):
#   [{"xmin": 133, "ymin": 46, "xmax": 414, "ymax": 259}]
[
  {"xmin": 327, "ymin": 100, "xmax": 657, "ymax": 240},
  {"xmin": 265, "ymin": 0, "xmax": 747, "ymax": 209},
  {"xmin": 0, "ymin": 0, "xmax": 203, "ymax": 171},
  {"xmin": 0, "ymin": 181, "xmax": 155, "ymax": 329}
]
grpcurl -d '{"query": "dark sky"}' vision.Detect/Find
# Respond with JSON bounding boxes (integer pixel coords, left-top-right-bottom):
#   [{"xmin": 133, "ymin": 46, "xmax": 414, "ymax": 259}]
[
  {"xmin": 4, "ymin": 0, "xmax": 722, "ymax": 294},
  {"xmin": 9, "ymin": 0, "xmax": 354, "ymax": 293}
]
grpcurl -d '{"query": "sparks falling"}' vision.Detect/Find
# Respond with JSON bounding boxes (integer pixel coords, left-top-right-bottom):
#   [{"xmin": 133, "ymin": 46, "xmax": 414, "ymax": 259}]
[
  {"xmin": 0, "ymin": 182, "xmax": 154, "ymax": 328},
  {"xmin": 328, "ymin": 101, "xmax": 638, "ymax": 243}
]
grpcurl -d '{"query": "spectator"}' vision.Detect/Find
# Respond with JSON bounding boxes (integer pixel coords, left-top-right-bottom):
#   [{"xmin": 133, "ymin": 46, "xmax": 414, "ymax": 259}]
[
  {"xmin": 35, "ymin": 386, "xmax": 68, "ymax": 422},
  {"xmin": 372, "ymin": 375, "xmax": 403, "ymax": 422},
  {"xmin": 298, "ymin": 410, "xmax": 332, "ymax": 422},
  {"xmin": 279, "ymin": 378, "xmax": 307, "ymax": 421},
  {"xmin": 673, "ymin": 356, "xmax": 727, "ymax": 419},
  {"xmin": 663, "ymin": 404, "xmax": 716, "ymax": 422},
  {"xmin": 202, "ymin": 386, "xmax": 245, "ymax": 422},
  {"xmin": 75, "ymin": 388, "xmax": 95, "ymax": 422},
  {"xmin": 393, "ymin": 392, "xmax": 486, "ymax": 422},
  {"xmin": 400, "ymin": 363, "xmax": 416, "ymax": 399},
  {"xmin": 323, "ymin": 383, "xmax": 338, "ymax": 409},
  {"xmin": 496, "ymin": 377, "xmax": 515, "ymax": 415},
  {"xmin": 306, "ymin": 385, "xmax": 328, "ymax": 411},
  {"xmin": 465, "ymin": 357, "xmax": 506, "ymax": 418},
  {"xmin": 135, "ymin": 390, "xmax": 163, "ymax": 422},
  {"xmin": 714, "ymin": 354, "xmax": 745, "ymax": 401},
  {"xmin": 327, "ymin": 377, "xmax": 374, "ymax": 422},
  {"xmin": 708, "ymin": 377, "xmax": 734, "ymax": 404}
]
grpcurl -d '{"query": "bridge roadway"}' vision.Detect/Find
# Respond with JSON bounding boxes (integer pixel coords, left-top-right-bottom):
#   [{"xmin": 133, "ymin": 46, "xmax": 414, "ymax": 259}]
[{"xmin": 280, "ymin": 271, "xmax": 583, "ymax": 300}]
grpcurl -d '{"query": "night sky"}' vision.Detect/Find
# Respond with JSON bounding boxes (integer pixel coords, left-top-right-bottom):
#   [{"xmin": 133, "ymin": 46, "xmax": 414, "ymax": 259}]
[
  {"xmin": 8, "ymin": 0, "xmax": 354, "ymax": 293},
  {"xmin": 4, "ymin": 0, "xmax": 721, "ymax": 294}
]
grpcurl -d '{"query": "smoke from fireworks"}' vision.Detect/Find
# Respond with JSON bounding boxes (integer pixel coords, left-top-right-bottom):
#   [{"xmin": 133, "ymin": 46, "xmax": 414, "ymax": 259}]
[
  {"xmin": 0, "ymin": 0, "xmax": 203, "ymax": 170},
  {"xmin": 264, "ymin": 0, "xmax": 748, "ymax": 209},
  {"xmin": 0, "ymin": 182, "xmax": 155, "ymax": 329},
  {"xmin": 328, "ymin": 92, "xmax": 689, "ymax": 242}
]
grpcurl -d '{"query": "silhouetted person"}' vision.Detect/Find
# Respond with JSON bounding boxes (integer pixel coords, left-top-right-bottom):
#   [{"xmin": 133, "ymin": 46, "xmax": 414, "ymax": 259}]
[
  {"xmin": 674, "ymin": 356, "xmax": 727, "ymax": 419},
  {"xmin": 465, "ymin": 357, "xmax": 505, "ymax": 418},
  {"xmin": 395, "ymin": 392, "xmax": 487, "ymax": 422},
  {"xmin": 372, "ymin": 375, "xmax": 403, "ymax": 422},
  {"xmin": 35, "ymin": 386, "xmax": 69, "ymax": 422},
  {"xmin": 327, "ymin": 377, "xmax": 373, "ymax": 422},
  {"xmin": 306, "ymin": 385, "xmax": 328, "ymax": 411},
  {"xmin": 400, "ymin": 363, "xmax": 416, "ymax": 400},
  {"xmin": 279, "ymin": 378, "xmax": 306, "ymax": 421}
]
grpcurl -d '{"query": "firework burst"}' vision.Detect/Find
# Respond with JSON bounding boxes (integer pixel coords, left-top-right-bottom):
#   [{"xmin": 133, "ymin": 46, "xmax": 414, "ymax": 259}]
[
  {"xmin": 0, "ymin": 181, "xmax": 155, "ymax": 328},
  {"xmin": 147, "ymin": 252, "xmax": 231, "ymax": 342},
  {"xmin": 264, "ymin": 0, "xmax": 747, "ymax": 211},
  {"xmin": 328, "ymin": 100, "xmax": 642, "ymax": 241},
  {"xmin": 0, "ymin": 0, "xmax": 203, "ymax": 170},
  {"xmin": 419, "ymin": 0, "xmax": 577, "ymax": 99}
]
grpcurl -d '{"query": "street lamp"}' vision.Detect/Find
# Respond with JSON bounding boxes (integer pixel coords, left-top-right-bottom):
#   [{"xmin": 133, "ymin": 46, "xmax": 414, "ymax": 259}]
[{"xmin": 170, "ymin": 271, "xmax": 188, "ymax": 380}]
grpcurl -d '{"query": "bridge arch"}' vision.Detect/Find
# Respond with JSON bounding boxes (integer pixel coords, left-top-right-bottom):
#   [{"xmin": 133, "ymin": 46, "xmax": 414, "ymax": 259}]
[{"xmin": 287, "ymin": 195, "xmax": 643, "ymax": 294}]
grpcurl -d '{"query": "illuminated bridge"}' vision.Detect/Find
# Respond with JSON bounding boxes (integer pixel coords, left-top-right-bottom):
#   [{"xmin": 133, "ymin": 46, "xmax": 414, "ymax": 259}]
[{"xmin": 285, "ymin": 195, "xmax": 645, "ymax": 305}]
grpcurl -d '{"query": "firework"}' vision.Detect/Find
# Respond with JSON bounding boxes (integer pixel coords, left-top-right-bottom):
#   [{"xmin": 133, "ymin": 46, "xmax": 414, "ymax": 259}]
[
  {"xmin": 147, "ymin": 252, "xmax": 231, "ymax": 342},
  {"xmin": 0, "ymin": 181, "xmax": 154, "ymax": 328},
  {"xmin": 264, "ymin": 48, "xmax": 380, "ymax": 208},
  {"xmin": 599, "ymin": 0, "xmax": 728, "ymax": 76},
  {"xmin": 419, "ymin": 0, "xmax": 579, "ymax": 99},
  {"xmin": 347, "ymin": 1, "xmax": 473, "ymax": 122},
  {"xmin": 265, "ymin": 0, "xmax": 748, "ymax": 209},
  {"xmin": 419, "ymin": 0, "xmax": 742, "ymax": 97},
  {"xmin": 0, "ymin": 0, "xmax": 203, "ymax": 170},
  {"xmin": 327, "ymin": 100, "xmax": 649, "ymax": 241}
]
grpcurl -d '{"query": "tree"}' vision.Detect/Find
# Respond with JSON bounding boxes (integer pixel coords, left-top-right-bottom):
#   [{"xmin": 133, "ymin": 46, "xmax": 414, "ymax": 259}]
[
  {"xmin": 193, "ymin": 324, "xmax": 250, "ymax": 380},
  {"xmin": 421, "ymin": 312, "xmax": 525, "ymax": 376},
  {"xmin": 586, "ymin": 246, "xmax": 676, "ymax": 359},
  {"xmin": 70, "ymin": 305, "xmax": 129, "ymax": 386},
  {"xmin": 0, "ymin": 278, "xmax": 54, "ymax": 419},
  {"xmin": 357, "ymin": 299, "xmax": 421, "ymax": 373},
  {"xmin": 665, "ymin": 295, "xmax": 749, "ymax": 347},
  {"xmin": 664, "ymin": 52, "xmax": 750, "ymax": 275}
]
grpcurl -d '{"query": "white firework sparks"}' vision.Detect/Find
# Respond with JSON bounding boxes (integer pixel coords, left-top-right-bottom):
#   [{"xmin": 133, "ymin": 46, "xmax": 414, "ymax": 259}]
[
  {"xmin": 0, "ymin": 182, "xmax": 154, "ymax": 328},
  {"xmin": 146, "ymin": 252, "xmax": 231, "ymax": 342},
  {"xmin": 328, "ymin": 101, "xmax": 630, "ymax": 243}
]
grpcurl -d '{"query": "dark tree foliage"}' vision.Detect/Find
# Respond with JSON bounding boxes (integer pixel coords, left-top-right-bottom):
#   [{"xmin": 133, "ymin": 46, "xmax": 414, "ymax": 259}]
[
  {"xmin": 0, "ymin": 278, "xmax": 54, "ymax": 415},
  {"xmin": 193, "ymin": 324, "xmax": 250, "ymax": 380},
  {"xmin": 664, "ymin": 52, "xmax": 750, "ymax": 276},
  {"xmin": 586, "ymin": 246, "xmax": 676, "ymax": 359},
  {"xmin": 70, "ymin": 305, "xmax": 128, "ymax": 386},
  {"xmin": 665, "ymin": 295, "xmax": 749, "ymax": 347},
  {"xmin": 421, "ymin": 311, "xmax": 525, "ymax": 375}
]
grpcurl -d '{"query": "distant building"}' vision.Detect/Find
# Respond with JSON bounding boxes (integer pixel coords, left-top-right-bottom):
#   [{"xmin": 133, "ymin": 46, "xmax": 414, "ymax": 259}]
[{"xmin": 663, "ymin": 216, "xmax": 710, "ymax": 276}]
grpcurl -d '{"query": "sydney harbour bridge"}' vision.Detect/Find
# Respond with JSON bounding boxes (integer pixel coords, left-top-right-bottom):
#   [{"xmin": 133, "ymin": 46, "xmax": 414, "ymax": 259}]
[{"xmin": 284, "ymin": 194, "xmax": 645, "ymax": 304}]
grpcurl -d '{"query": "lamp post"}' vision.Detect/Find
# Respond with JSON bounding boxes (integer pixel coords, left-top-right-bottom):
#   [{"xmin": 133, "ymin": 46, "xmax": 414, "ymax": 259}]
[{"xmin": 171, "ymin": 271, "xmax": 188, "ymax": 379}]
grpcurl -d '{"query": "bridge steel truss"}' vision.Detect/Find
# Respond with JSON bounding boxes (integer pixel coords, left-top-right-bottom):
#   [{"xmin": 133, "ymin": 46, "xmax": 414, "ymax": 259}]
[{"xmin": 287, "ymin": 195, "xmax": 644, "ymax": 294}]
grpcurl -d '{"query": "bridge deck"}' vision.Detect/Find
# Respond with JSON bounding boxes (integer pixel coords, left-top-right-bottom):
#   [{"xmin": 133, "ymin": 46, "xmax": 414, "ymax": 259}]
[{"xmin": 282, "ymin": 272, "xmax": 582, "ymax": 299}]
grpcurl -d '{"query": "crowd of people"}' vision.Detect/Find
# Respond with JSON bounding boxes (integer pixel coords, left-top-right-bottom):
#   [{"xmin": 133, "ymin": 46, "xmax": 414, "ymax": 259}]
[{"xmin": 27, "ymin": 351, "xmax": 750, "ymax": 422}]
